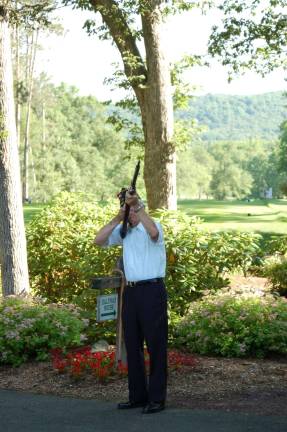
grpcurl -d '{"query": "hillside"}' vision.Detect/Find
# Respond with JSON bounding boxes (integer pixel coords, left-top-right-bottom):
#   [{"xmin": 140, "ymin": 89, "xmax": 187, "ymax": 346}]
[{"xmin": 180, "ymin": 91, "xmax": 286, "ymax": 141}]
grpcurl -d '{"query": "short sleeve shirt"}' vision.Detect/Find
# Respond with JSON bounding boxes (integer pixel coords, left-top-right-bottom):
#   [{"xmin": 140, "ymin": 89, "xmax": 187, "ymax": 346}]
[{"xmin": 106, "ymin": 222, "xmax": 166, "ymax": 282}]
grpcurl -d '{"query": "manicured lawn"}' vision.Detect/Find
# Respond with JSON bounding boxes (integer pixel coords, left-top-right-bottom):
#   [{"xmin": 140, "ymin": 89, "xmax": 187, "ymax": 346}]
[
  {"xmin": 24, "ymin": 199, "xmax": 287, "ymax": 235},
  {"xmin": 178, "ymin": 199, "xmax": 287, "ymax": 234}
]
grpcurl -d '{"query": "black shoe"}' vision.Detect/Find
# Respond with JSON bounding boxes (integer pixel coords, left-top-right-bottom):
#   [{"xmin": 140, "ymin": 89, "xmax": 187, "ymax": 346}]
[
  {"xmin": 117, "ymin": 401, "xmax": 147, "ymax": 410},
  {"xmin": 142, "ymin": 401, "xmax": 165, "ymax": 414}
]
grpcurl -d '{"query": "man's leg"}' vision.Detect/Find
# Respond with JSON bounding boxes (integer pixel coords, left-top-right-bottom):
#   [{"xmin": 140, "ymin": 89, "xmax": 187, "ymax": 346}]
[
  {"xmin": 122, "ymin": 286, "xmax": 148, "ymax": 403},
  {"xmin": 139, "ymin": 281, "xmax": 168, "ymax": 403}
]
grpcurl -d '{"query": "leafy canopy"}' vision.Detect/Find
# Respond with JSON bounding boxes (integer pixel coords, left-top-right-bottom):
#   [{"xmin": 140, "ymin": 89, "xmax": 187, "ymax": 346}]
[{"xmin": 208, "ymin": 0, "xmax": 287, "ymax": 76}]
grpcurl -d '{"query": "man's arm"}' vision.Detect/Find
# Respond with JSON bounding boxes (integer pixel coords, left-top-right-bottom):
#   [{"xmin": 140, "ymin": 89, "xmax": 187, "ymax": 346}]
[
  {"xmin": 125, "ymin": 191, "xmax": 159, "ymax": 241},
  {"xmin": 137, "ymin": 207, "xmax": 159, "ymax": 241},
  {"xmin": 94, "ymin": 209, "xmax": 123, "ymax": 246}
]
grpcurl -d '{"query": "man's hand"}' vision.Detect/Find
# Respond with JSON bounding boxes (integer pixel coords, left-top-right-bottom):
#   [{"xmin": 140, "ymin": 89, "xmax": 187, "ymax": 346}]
[{"xmin": 125, "ymin": 189, "xmax": 139, "ymax": 208}]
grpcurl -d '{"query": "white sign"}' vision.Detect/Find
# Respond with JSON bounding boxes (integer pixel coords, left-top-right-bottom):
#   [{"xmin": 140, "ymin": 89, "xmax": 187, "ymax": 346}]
[{"xmin": 97, "ymin": 293, "xmax": 118, "ymax": 322}]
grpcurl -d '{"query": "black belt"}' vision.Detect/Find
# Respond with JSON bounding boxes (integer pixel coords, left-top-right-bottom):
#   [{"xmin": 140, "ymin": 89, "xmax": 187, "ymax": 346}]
[{"xmin": 126, "ymin": 278, "xmax": 163, "ymax": 287}]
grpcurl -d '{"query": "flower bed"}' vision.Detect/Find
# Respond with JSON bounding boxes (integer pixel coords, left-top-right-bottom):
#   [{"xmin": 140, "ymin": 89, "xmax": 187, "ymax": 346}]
[{"xmin": 51, "ymin": 346, "xmax": 197, "ymax": 381}]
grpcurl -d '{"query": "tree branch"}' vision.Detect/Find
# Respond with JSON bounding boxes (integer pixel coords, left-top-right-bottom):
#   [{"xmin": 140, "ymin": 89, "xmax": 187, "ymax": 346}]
[{"xmin": 89, "ymin": 0, "xmax": 147, "ymax": 91}]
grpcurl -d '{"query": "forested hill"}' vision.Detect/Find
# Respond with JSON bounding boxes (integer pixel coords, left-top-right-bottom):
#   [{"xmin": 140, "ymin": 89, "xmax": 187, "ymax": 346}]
[{"xmin": 183, "ymin": 91, "xmax": 286, "ymax": 141}]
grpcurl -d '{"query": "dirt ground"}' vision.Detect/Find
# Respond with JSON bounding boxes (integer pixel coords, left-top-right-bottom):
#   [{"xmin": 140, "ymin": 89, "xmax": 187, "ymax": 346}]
[{"xmin": 0, "ymin": 276, "xmax": 286, "ymax": 417}]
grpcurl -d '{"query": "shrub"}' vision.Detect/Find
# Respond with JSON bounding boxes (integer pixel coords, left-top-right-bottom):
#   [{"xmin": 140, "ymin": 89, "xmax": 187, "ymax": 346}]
[
  {"xmin": 174, "ymin": 291, "xmax": 287, "ymax": 358},
  {"xmin": 27, "ymin": 193, "xmax": 260, "ymax": 319},
  {"xmin": 265, "ymin": 235, "xmax": 287, "ymax": 256},
  {"xmin": 264, "ymin": 259, "xmax": 287, "ymax": 297},
  {"xmin": 155, "ymin": 209, "xmax": 260, "ymax": 316},
  {"xmin": 0, "ymin": 296, "xmax": 88, "ymax": 366},
  {"xmin": 26, "ymin": 192, "xmax": 121, "ymax": 303}
]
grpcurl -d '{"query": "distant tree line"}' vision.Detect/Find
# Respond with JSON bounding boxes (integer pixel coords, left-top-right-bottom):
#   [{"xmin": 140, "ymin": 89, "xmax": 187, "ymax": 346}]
[
  {"xmin": 182, "ymin": 92, "xmax": 286, "ymax": 142},
  {"xmin": 15, "ymin": 74, "xmax": 286, "ymax": 202},
  {"xmin": 17, "ymin": 78, "xmax": 141, "ymax": 202}
]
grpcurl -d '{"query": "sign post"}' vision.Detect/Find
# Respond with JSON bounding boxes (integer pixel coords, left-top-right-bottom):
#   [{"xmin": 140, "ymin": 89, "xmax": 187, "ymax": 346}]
[{"xmin": 91, "ymin": 270, "xmax": 127, "ymax": 367}]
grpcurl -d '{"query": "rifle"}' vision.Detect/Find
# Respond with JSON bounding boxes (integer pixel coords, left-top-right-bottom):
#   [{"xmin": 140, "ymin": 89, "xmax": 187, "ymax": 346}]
[{"xmin": 118, "ymin": 161, "xmax": 141, "ymax": 239}]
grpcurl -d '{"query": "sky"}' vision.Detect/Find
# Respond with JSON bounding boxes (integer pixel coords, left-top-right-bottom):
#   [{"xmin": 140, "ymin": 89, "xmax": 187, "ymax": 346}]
[{"xmin": 36, "ymin": 6, "xmax": 286, "ymax": 101}]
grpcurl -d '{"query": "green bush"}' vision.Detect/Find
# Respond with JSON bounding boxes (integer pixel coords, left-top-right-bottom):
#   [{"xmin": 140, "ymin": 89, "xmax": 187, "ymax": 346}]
[
  {"xmin": 0, "ymin": 296, "xmax": 88, "ymax": 366},
  {"xmin": 264, "ymin": 259, "xmax": 287, "ymax": 297},
  {"xmin": 27, "ymin": 193, "xmax": 260, "ymax": 319},
  {"xmin": 26, "ymin": 193, "xmax": 121, "ymax": 303},
  {"xmin": 155, "ymin": 209, "xmax": 260, "ymax": 316},
  {"xmin": 264, "ymin": 235, "xmax": 287, "ymax": 256},
  {"xmin": 247, "ymin": 234, "xmax": 287, "ymax": 277},
  {"xmin": 174, "ymin": 291, "xmax": 287, "ymax": 358}
]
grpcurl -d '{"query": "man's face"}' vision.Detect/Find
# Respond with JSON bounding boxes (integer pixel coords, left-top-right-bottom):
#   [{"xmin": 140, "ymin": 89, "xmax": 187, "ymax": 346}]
[{"xmin": 128, "ymin": 208, "xmax": 140, "ymax": 227}]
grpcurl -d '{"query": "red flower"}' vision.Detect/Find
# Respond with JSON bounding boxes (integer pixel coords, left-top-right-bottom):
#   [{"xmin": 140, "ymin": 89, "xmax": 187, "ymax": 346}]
[{"xmin": 50, "ymin": 346, "xmax": 197, "ymax": 379}]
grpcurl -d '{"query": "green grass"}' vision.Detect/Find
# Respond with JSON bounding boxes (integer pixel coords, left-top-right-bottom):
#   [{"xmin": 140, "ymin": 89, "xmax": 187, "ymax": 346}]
[
  {"xmin": 178, "ymin": 199, "xmax": 287, "ymax": 235},
  {"xmin": 23, "ymin": 204, "xmax": 45, "ymax": 224},
  {"xmin": 24, "ymin": 199, "xmax": 287, "ymax": 236}
]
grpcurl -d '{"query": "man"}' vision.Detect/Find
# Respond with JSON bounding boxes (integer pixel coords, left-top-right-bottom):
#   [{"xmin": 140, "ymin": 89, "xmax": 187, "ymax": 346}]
[{"xmin": 94, "ymin": 190, "xmax": 167, "ymax": 414}]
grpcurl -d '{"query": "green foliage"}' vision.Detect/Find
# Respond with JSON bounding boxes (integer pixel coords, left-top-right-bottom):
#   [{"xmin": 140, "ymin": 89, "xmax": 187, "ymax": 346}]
[
  {"xmin": 264, "ymin": 260, "xmax": 287, "ymax": 297},
  {"xmin": 20, "ymin": 75, "xmax": 286, "ymax": 203},
  {"xmin": 21, "ymin": 79, "xmax": 139, "ymax": 202},
  {"xmin": 177, "ymin": 144, "xmax": 213, "ymax": 199},
  {"xmin": 7, "ymin": 1, "xmax": 57, "ymax": 28},
  {"xmin": 174, "ymin": 291, "xmax": 287, "ymax": 358},
  {"xmin": 210, "ymin": 162, "xmax": 253, "ymax": 200},
  {"xmin": 208, "ymin": 0, "xmax": 287, "ymax": 75},
  {"xmin": 176, "ymin": 92, "xmax": 286, "ymax": 199},
  {"xmin": 171, "ymin": 55, "xmax": 202, "ymax": 111},
  {"xmin": 278, "ymin": 120, "xmax": 287, "ymax": 172},
  {"xmin": 155, "ymin": 209, "xmax": 260, "ymax": 316},
  {"xmin": 265, "ymin": 234, "xmax": 287, "ymax": 256},
  {"xmin": 27, "ymin": 194, "xmax": 260, "ymax": 321},
  {"xmin": 105, "ymin": 96, "xmax": 144, "ymax": 158},
  {"xmin": 0, "ymin": 296, "xmax": 87, "ymax": 366},
  {"xmin": 26, "ymin": 193, "xmax": 121, "ymax": 303},
  {"xmin": 105, "ymin": 54, "xmax": 205, "ymax": 157},
  {"xmin": 184, "ymin": 92, "xmax": 286, "ymax": 142}
]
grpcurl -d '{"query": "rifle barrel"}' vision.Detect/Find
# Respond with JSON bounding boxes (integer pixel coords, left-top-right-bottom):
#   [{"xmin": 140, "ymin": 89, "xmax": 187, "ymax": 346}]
[{"xmin": 120, "ymin": 161, "xmax": 141, "ymax": 239}]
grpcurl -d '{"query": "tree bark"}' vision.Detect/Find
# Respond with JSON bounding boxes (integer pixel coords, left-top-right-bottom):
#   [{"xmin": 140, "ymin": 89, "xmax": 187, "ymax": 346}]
[
  {"xmin": 90, "ymin": 0, "xmax": 177, "ymax": 210},
  {"xmin": 0, "ymin": 6, "xmax": 30, "ymax": 296},
  {"xmin": 23, "ymin": 28, "xmax": 38, "ymax": 202},
  {"xmin": 141, "ymin": 5, "xmax": 176, "ymax": 210},
  {"xmin": 14, "ymin": 1, "xmax": 21, "ymax": 149}
]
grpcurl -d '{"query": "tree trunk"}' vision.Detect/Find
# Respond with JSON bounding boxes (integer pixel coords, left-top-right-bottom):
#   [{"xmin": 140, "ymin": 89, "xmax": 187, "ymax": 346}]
[
  {"xmin": 0, "ymin": 7, "xmax": 30, "ymax": 296},
  {"xmin": 23, "ymin": 29, "xmax": 38, "ymax": 202},
  {"xmin": 90, "ymin": 0, "xmax": 177, "ymax": 210},
  {"xmin": 14, "ymin": 2, "xmax": 21, "ymax": 149},
  {"xmin": 141, "ymin": 7, "xmax": 176, "ymax": 210}
]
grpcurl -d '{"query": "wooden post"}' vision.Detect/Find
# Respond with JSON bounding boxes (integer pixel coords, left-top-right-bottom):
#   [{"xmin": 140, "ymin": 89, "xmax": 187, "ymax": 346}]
[{"xmin": 91, "ymin": 272, "xmax": 127, "ymax": 368}]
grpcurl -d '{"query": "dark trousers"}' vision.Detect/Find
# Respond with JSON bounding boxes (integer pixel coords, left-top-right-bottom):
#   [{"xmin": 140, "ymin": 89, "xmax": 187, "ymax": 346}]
[{"xmin": 122, "ymin": 279, "xmax": 168, "ymax": 403}]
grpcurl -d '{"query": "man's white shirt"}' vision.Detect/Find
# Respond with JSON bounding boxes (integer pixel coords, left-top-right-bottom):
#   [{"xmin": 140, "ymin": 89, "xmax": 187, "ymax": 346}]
[{"xmin": 106, "ymin": 222, "xmax": 166, "ymax": 282}]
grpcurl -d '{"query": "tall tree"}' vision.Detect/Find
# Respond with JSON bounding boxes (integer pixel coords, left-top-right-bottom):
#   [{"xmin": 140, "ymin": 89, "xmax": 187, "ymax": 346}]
[
  {"xmin": 64, "ymin": 0, "xmax": 196, "ymax": 209},
  {"xmin": 22, "ymin": 27, "xmax": 39, "ymax": 201},
  {"xmin": 0, "ymin": 0, "xmax": 54, "ymax": 295},
  {"xmin": 0, "ymin": 3, "xmax": 30, "ymax": 295}
]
